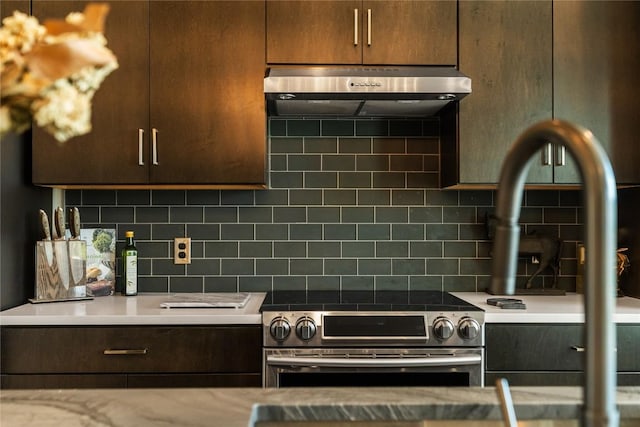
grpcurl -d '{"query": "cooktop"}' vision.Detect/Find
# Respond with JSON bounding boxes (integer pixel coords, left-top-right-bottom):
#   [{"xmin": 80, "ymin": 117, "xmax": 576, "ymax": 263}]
[{"xmin": 260, "ymin": 290, "xmax": 482, "ymax": 313}]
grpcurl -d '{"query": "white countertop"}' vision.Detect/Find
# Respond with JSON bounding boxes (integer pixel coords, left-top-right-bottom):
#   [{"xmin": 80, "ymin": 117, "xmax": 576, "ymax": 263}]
[
  {"xmin": 0, "ymin": 293, "xmax": 266, "ymax": 326},
  {"xmin": 2, "ymin": 291, "xmax": 639, "ymax": 326},
  {"xmin": 452, "ymin": 292, "xmax": 640, "ymax": 323}
]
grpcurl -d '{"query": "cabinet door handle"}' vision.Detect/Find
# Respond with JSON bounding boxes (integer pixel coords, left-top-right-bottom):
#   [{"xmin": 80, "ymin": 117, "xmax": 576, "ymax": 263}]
[
  {"xmin": 152, "ymin": 128, "xmax": 159, "ymax": 165},
  {"xmin": 542, "ymin": 143, "xmax": 552, "ymax": 166},
  {"xmin": 138, "ymin": 129, "xmax": 145, "ymax": 166},
  {"xmin": 570, "ymin": 345, "xmax": 585, "ymax": 352},
  {"xmin": 367, "ymin": 9, "xmax": 372, "ymax": 46},
  {"xmin": 354, "ymin": 8, "xmax": 359, "ymax": 46},
  {"xmin": 103, "ymin": 349, "xmax": 148, "ymax": 355},
  {"xmin": 556, "ymin": 145, "xmax": 566, "ymax": 166}
]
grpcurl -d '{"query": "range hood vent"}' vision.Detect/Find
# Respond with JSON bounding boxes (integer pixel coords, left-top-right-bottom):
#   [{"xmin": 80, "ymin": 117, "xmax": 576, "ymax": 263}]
[{"xmin": 264, "ymin": 67, "xmax": 471, "ymax": 117}]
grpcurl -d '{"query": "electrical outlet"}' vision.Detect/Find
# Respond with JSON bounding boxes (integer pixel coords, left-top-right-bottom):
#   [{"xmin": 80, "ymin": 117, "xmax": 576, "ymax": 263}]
[{"xmin": 174, "ymin": 237, "xmax": 191, "ymax": 264}]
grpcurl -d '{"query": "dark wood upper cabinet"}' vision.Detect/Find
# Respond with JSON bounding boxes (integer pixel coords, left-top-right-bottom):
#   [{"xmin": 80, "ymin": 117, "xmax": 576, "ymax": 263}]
[
  {"xmin": 31, "ymin": 1, "xmax": 266, "ymax": 189},
  {"xmin": 445, "ymin": 0, "xmax": 554, "ymax": 187},
  {"xmin": 266, "ymin": 0, "xmax": 456, "ymax": 65},
  {"xmin": 553, "ymin": 1, "xmax": 640, "ymax": 185},
  {"xmin": 448, "ymin": 0, "xmax": 640, "ymax": 188},
  {"xmin": 31, "ymin": 0, "xmax": 149, "ymax": 186}
]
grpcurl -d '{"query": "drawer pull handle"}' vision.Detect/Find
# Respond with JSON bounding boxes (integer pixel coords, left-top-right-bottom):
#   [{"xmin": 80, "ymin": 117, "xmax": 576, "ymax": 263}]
[
  {"xmin": 556, "ymin": 145, "xmax": 566, "ymax": 166},
  {"xmin": 138, "ymin": 129, "xmax": 145, "ymax": 166},
  {"xmin": 354, "ymin": 9, "xmax": 359, "ymax": 46},
  {"xmin": 367, "ymin": 9, "xmax": 372, "ymax": 46},
  {"xmin": 542, "ymin": 143, "xmax": 552, "ymax": 166},
  {"xmin": 570, "ymin": 345, "xmax": 585, "ymax": 352},
  {"xmin": 152, "ymin": 128, "xmax": 159, "ymax": 165},
  {"xmin": 103, "ymin": 349, "xmax": 148, "ymax": 355}
]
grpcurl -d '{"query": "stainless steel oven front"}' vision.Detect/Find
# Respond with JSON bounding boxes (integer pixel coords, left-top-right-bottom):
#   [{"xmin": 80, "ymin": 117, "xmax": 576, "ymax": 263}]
[
  {"xmin": 262, "ymin": 310, "xmax": 485, "ymax": 388},
  {"xmin": 264, "ymin": 347, "xmax": 484, "ymax": 388}
]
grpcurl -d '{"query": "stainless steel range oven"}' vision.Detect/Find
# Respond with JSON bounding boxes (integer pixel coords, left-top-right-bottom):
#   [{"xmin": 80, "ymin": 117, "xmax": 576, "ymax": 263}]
[{"xmin": 261, "ymin": 291, "xmax": 485, "ymax": 388}]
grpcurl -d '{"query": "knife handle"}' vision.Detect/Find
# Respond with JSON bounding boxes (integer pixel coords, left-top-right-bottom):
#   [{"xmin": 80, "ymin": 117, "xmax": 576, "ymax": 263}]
[
  {"xmin": 55, "ymin": 207, "xmax": 66, "ymax": 240},
  {"xmin": 39, "ymin": 209, "xmax": 51, "ymax": 240},
  {"xmin": 69, "ymin": 207, "xmax": 81, "ymax": 239}
]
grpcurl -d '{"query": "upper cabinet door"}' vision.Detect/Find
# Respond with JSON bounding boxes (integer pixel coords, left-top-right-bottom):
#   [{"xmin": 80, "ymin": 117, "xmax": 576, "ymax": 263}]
[
  {"xmin": 362, "ymin": 0, "xmax": 456, "ymax": 65},
  {"xmin": 32, "ymin": 1, "xmax": 150, "ymax": 186},
  {"xmin": 267, "ymin": 0, "xmax": 361, "ymax": 64},
  {"xmin": 266, "ymin": 0, "xmax": 456, "ymax": 65},
  {"xmin": 554, "ymin": 1, "xmax": 640, "ymax": 185},
  {"xmin": 454, "ymin": 0, "xmax": 553, "ymax": 186},
  {"xmin": 148, "ymin": 1, "xmax": 266, "ymax": 185},
  {"xmin": 31, "ymin": 0, "xmax": 266, "ymax": 188}
]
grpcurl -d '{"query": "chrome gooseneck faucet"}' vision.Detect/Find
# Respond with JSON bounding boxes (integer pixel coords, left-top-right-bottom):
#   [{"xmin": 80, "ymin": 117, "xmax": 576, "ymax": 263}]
[{"xmin": 490, "ymin": 120, "xmax": 619, "ymax": 427}]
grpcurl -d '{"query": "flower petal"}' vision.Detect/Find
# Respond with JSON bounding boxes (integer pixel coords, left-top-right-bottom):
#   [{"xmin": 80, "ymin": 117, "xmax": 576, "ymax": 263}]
[{"xmin": 25, "ymin": 39, "xmax": 116, "ymax": 82}]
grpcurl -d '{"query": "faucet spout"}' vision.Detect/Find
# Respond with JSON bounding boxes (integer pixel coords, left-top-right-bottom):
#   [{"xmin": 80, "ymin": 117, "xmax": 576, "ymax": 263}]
[{"xmin": 490, "ymin": 120, "xmax": 619, "ymax": 427}]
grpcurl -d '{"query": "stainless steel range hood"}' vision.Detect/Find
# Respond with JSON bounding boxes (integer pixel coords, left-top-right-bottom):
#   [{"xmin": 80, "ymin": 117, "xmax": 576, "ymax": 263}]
[{"xmin": 264, "ymin": 67, "xmax": 471, "ymax": 117}]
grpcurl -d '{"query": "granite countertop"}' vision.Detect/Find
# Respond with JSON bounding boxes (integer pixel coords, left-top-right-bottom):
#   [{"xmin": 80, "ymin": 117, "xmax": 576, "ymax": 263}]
[
  {"xmin": 0, "ymin": 293, "xmax": 266, "ymax": 326},
  {"xmin": 1, "ymin": 291, "xmax": 639, "ymax": 326},
  {"xmin": 1, "ymin": 386, "xmax": 639, "ymax": 427}
]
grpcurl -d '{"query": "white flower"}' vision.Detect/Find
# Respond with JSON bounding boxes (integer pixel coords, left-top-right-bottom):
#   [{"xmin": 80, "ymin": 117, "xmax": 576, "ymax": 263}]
[
  {"xmin": 71, "ymin": 60, "xmax": 118, "ymax": 94},
  {"xmin": 0, "ymin": 4, "xmax": 117, "ymax": 143},
  {"xmin": 0, "ymin": 11, "xmax": 46, "ymax": 56},
  {"xmin": 0, "ymin": 106, "xmax": 12, "ymax": 135},
  {"xmin": 32, "ymin": 79, "xmax": 92, "ymax": 142}
]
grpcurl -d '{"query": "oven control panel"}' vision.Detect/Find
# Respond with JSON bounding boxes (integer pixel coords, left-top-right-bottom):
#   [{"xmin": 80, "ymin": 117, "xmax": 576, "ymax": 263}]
[{"xmin": 262, "ymin": 311, "xmax": 484, "ymax": 348}]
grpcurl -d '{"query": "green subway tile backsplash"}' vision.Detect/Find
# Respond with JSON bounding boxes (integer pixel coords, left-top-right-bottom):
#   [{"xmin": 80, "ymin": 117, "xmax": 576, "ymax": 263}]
[
  {"xmin": 288, "ymin": 119, "xmax": 321, "ymax": 136},
  {"xmin": 322, "ymin": 120, "xmax": 354, "ymax": 136},
  {"xmin": 69, "ymin": 118, "xmax": 583, "ymax": 294},
  {"xmin": 268, "ymin": 120, "xmax": 287, "ymax": 136}
]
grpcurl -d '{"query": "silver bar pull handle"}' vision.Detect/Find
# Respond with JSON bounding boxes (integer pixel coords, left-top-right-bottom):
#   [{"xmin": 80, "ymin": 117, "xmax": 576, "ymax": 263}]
[
  {"xmin": 542, "ymin": 143, "xmax": 552, "ymax": 166},
  {"xmin": 152, "ymin": 128, "xmax": 159, "ymax": 165},
  {"xmin": 556, "ymin": 145, "xmax": 566, "ymax": 166},
  {"xmin": 367, "ymin": 9, "xmax": 372, "ymax": 46},
  {"xmin": 138, "ymin": 129, "xmax": 145, "ymax": 166},
  {"xmin": 267, "ymin": 354, "xmax": 481, "ymax": 368},
  {"xmin": 354, "ymin": 9, "xmax": 358, "ymax": 46},
  {"xmin": 571, "ymin": 345, "xmax": 585, "ymax": 352},
  {"xmin": 104, "ymin": 348, "xmax": 148, "ymax": 355}
]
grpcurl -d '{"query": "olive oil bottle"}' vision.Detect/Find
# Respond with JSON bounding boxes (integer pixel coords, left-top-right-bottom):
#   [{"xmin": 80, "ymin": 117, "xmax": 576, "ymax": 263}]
[{"xmin": 122, "ymin": 231, "xmax": 138, "ymax": 296}]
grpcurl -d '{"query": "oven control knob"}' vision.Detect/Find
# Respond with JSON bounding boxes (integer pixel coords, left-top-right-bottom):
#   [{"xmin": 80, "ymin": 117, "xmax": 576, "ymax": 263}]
[
  {"xmin": 433, "ymin": 317, "xmax": 455, "ymax": 340},
  {"xmin": 458, "ymin": 317, "xmax": 481, "ymax": 340},
  {"xmin": 295, "ymin": 317, "xmax": 317, "ymax": 341},
  {"xmin": 269, "ymin": 317, "xmax": 291, "ymax": 342}
]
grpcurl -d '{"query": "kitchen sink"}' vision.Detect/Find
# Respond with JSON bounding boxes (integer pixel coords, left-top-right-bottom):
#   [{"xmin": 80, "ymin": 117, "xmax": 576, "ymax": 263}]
[
  {"xmin": 249, "ymin": 402, "xmax": 637, "ymax": 427},
  {"xmin": 248, "ymin": 386, "xmax": 640, "ymax": 427}
]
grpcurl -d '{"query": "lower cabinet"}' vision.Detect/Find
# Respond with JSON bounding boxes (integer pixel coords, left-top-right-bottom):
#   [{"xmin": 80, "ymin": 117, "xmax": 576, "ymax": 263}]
[
  {"xmin": 0, "ymin": 325, "xmax": 262, "ymax": 389},
  {"xmin": 485, "ymin": 324, "xmax": 640, "ymax": 386}
]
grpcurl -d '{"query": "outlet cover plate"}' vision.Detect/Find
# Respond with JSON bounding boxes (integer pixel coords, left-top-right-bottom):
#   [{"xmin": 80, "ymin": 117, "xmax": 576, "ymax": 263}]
[{"xmin": 174, "ymin": 237, "xmax": 191, "ymax": 264}]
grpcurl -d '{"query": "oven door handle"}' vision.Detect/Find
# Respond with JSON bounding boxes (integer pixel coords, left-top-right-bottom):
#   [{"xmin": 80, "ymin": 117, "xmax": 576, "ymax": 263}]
[{"xmin": 266, "ymin": 354, "xmax": 482, "ymax": 368}]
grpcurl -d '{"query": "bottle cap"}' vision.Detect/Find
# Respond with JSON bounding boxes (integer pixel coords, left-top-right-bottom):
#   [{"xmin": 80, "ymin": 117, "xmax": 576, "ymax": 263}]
[{"xmin": 125, "ymin": 231, "xmax": 134, "ymax": 238}]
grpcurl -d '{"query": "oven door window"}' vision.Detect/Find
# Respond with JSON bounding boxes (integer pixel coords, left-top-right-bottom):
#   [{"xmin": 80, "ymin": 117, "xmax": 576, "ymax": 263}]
[{"xmin": 278, "ymin": 371, "xmax": 470, "ymax": 387}]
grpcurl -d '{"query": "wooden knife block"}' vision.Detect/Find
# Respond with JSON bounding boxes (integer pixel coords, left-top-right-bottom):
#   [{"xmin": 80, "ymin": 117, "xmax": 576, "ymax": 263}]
[{"xmin": 35, "ymin": 240, "xmax": 87, "ymax": 301}]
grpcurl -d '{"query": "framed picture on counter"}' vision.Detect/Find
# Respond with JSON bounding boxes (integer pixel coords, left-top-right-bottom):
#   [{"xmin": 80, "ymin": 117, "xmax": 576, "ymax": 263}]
[{"xmin": 81, "ymin": 228, "xmax": 116, "ymax": 297}]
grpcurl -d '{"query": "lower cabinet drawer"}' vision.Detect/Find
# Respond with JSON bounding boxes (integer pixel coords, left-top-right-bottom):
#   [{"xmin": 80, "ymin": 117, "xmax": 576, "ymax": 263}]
[
  {"xmin": 485, "ymin": 323, "xmax": 640, "ymax": 387},
  {"xmin": 1, "ymin": 326, "xmax": 261, "ymax": 374},
  {"xmin": 486, "ymin": 323, "xmax": 640, "ymax": 371},
  {"xmin": 127, "ymin": 373, "xmax": 261, "ymax": 388},
  {"xmin": 0, "ymin": 373, "xmax": 261, "ymax": 389},
  {"xmin": 486, "ymin": 324, "xmax": 583, "ymax": 371},
  {"xmin": 1, "ymin": 374, "xmax": 128, "ymax": 389},
  {"xmin": 486, "ymin": 372, "xmax": 583, "ymax": 386},
  {"xmin": 486, "ymin": 372, "xmax": 640, "ymax": 387}
]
